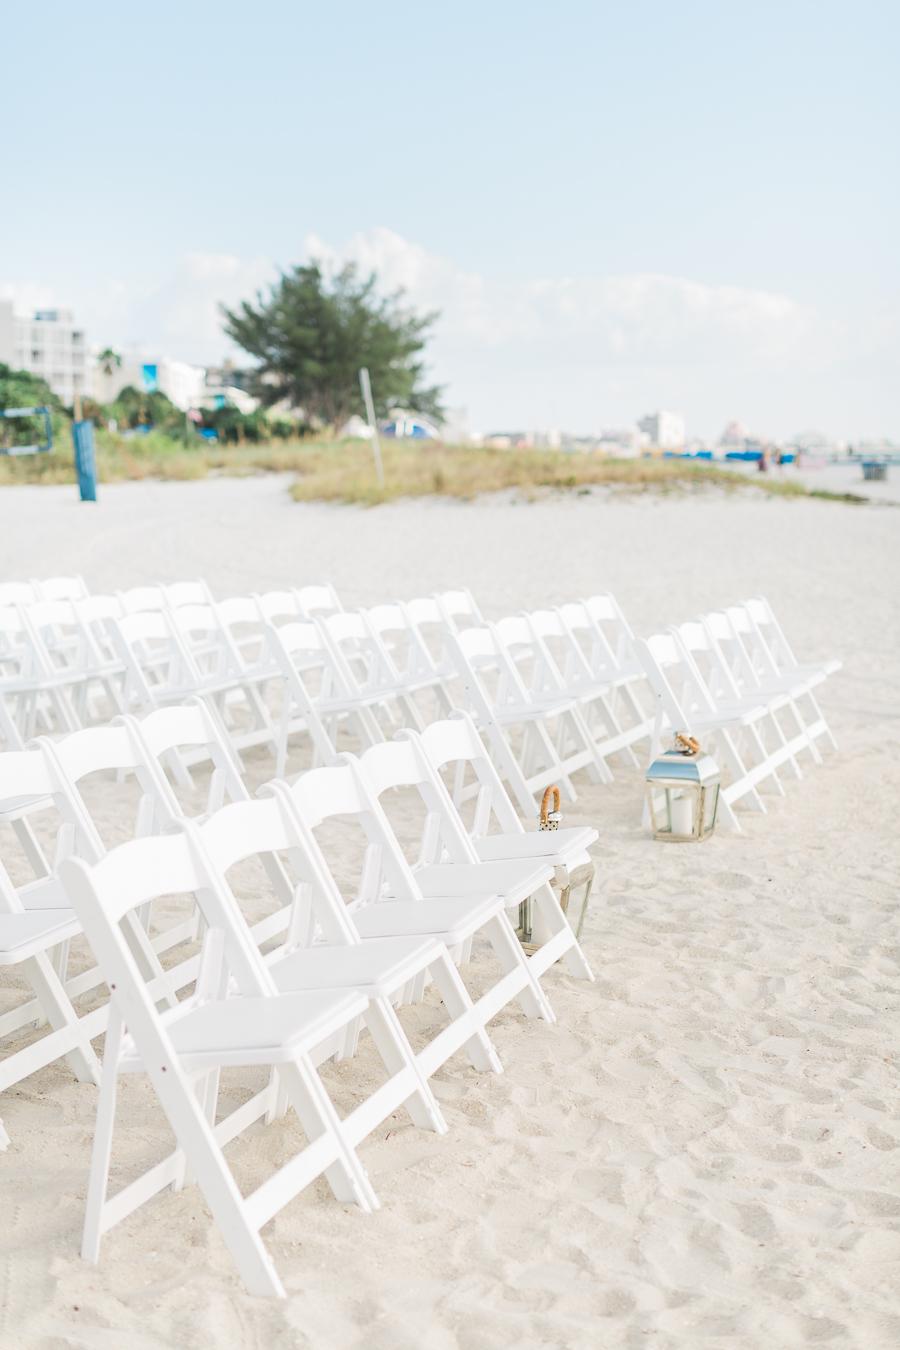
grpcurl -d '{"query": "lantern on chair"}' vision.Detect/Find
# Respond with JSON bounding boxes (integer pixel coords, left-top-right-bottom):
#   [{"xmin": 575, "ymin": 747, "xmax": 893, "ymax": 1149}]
[{"xmin": 645, "ymin": 733, "xmax": 720, "ymax": 842}]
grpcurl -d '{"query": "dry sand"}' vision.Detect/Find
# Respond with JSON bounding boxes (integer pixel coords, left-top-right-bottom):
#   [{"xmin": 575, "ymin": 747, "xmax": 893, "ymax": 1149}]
[{"xmin": 0, "ymin": 476, "xmax": 898, "ymax": 1350}]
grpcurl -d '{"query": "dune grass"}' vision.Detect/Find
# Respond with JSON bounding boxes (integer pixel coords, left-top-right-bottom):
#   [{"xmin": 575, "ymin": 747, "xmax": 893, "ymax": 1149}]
[
  {"xmin": 287, "ymin": 441, "xmax": 872, "ymax": 507},
  {"xmin": 0, "ymin": 430, "xmax": 871, "ymax": 507}
]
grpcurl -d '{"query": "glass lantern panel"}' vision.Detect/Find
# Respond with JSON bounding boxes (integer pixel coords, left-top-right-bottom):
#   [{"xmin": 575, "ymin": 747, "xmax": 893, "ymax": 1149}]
[
  {"xmin": 702, "ymin": 784, "xmax": 719, "ymax": 832},
  {"xmin": 667, "ymin": 789, "xmax": 696, "ymax": 837}
]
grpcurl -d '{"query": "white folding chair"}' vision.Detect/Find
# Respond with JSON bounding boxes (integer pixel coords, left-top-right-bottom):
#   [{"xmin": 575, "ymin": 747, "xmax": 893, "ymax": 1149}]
[
  {"xmin": 294, "ymin": 584, "xmax": 344, "ymax": 618},
  {"xmin": 737, "ymin": 598, "xmax": 839, "ymax": 753},
  {"xmin": 357, "ymin": 730, "xmax": 595, "ymax": 984},
  {"xmin": 166, "ymin": 603, "xmax": 278, "ymax": 757},
  {"xmin": 37, "ymin": 575, "xmax": 90, "ymax": 602},
  {"xmin": 446, "ymin": 622, "xmax": 608, "ymax": 816},
  {"xmin": 364, "ymin": 603, "xmax": 452, "ymax": 715},
  {"xmin": 702, "ymin": 611, "xmax": 823, "ymax": 772},
  {"xmin": 185, "ymin": 795, "xmax": 499, "ymax": 1104},
  {"xmin": 266, "ymin": 619, "xmax": 395, "ymax": 778},
  {"xmin": 433, "ymin": 588, "xmax": 485, "ymax": 631},
  {"xmin": 0, "ymin": 750, "xmax": 103, "ymax": 1117},
  {"xmin": 0, "ymin": 605, "xmax": 83, "ymax": 742},
  {"xmin": 528, "ymin": 604, "xmax": 652, "ymax": 768},
  {"xmin": 636, "ymin": 630, "xmax": 779, "ymax": 830},
  {"xmin": 271, "ymin": 759, "xmax": 555, "ymax": 1028},
  {"xmin": 671, "ymin": 619, "xmax": 807, "ymax": 793},
  {"xmin": 412, "ymin": 712, "xmax": 597, "ymax": 974},
  {"xmin": 60, "ymin": 833, "xmax": 388, "ymax": 1298}
]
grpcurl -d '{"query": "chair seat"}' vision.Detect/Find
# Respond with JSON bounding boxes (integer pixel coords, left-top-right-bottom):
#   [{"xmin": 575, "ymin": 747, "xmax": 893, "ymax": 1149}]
[
  {"xmin": 785, "ymin": 659, "xmax": 841, "ymax": 685},
  {"xmin": 119, "ymin": 988, "xmax": 369, "ymax": 1071},
  {"xmin": 472, "ymin": 825, "xmax": 598, "ymax": 872},
  {"xmin": 493, "ymin": 695, "xmax": 576, "ymax": 723},
  {"xmin": 413, "ymin": 859, "xmax": 554, "ymax": 906},
  {"xmin": 353, "ymin": 893, "xmax": 504, "ymax": 946},
  {"xmin": 690, "ymin": 701, "xmax": 769, "ymax": 730},
  {"xmin": 270, "ymin": 935, "xmax": 445, "ymax": 997},
  {"xmin": 0, "ymin": 910, "xmax": 81, "ymax": 964}
]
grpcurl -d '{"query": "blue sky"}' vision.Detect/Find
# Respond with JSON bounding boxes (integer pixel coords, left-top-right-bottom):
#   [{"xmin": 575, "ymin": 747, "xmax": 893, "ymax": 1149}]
[{"xmin": 2, "ymin": 0, "xmax": 897, "ymax": 438}]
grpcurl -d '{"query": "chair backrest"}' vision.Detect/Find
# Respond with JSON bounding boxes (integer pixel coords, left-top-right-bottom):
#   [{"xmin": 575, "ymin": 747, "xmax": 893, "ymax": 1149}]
[
  {"xmin": 319, "ymin": 612, "xmax": 399, "ymax": 696},
  {"xmin": 702, "ymin": 610, "xmax": 760, "ymax": 692},
  {"xmin": 59, "ymin": 834, "xmax": 269, "ymax": 1071},
  {"xmin": 670, "ymin": 620, "xmax": 738, "ymax": 704},
  {"xmin": 0, "ymin": 749, "xmax": 65, "ymax": 915},
  {"xmin": 110, "ymin": 611, "xmax": 202, "ymax": 707},
  {"xmin": 75, "ymin": 595, "xmax": 124, "ymax": 624},
  {"xmin": 165, "ymin": 580, "xmax": 214, "ymax": 609},
  {"xmin": 526, "ymin": 607, "xmax": 596, "ymax": 688},
  {"xmin": 269, "ymin": 621, "xmax": 325, "ymax": 661},
  {"xmin": 37, "ymin": 725, "xmax": 145, "ymax": 860},
  {"xmin": 434, "ymin": 588, "xmax": 484, "ymax": 629},
  {"xmin": 0, "ymin": 582, "xmax": 39, "ymax": 607},
  {"xmin": 493, "ymin": 614, "xmax": 567, "ymax": 699},
  {"xmin": 581, "ymin": 593, "xmax": 638, "ymax": 667},
  {"xmin": 276, "ymin": 758, "xmax": 422, "ymax": 910},
  {"xmin": 124, "ymin": 699, "xmax": 249, "ymax": 815},
  {"xmin": 413, "ymin": 713, "xmax": 523, "ymax": 836},
  {"xmin": 636, "ymin": 631, "xmax": 715, "ymax": 731},
  {"xmin": 117, "ymin": 586, "xmax": 167, "ymax": 615},
  {"xmin": 197, "ymin": 788, "xmax": 356, "ymax": 950},
  {"xmin": 253, "ymin": 590, "xmax": 302, "ymax": 623},
  {"xmin": 356, "ymin": 737, "xmax": 478, "ymax": 867},
  {"xmin": 743, "ymin": 596, "xmax": 799, "ymax": 673},
  {"xmin": 294, "ymin": 584, "xmax": 343, "ymax": 617},
  {"xmin": 38, "ymin": 575, "xmax": 89, "ymax": 602}
]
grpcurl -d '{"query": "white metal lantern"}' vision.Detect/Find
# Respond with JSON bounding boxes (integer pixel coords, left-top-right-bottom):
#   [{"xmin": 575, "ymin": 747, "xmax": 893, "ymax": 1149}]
[{"xmin": 645, "ymin": 734, "xmax": 720, "ymax": 842}]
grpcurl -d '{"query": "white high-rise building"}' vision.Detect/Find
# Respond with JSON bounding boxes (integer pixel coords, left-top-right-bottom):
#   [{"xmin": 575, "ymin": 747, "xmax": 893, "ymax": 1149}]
[
  {"xmin": 638, "ymin": 410, "xmax": 686, "ymax": 449},
  {"xmin": 0, "ymin": 300, "xmax": 90, "ymax": 406}
]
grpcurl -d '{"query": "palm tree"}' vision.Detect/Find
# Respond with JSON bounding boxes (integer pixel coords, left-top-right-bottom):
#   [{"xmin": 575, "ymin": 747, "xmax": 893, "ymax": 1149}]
[{"xmin": 97, "ymin": 347, "xmax": 122, "ymax": 377}]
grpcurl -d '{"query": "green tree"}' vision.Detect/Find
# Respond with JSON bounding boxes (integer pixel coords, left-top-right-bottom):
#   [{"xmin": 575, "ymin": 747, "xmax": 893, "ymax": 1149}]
[
  {"xmin": 97, "ymin": 347, "xmax": 122, "ymax": 377},
  {"xmin": 0, "ymin": 364, "xmax": 64, "ymax": 450},
  {"xmin": 107, "ymin": 385, "xmax": 184, "ymax": 433},
  {"xmin": 221, "ymin": 262, "xmax": 443, "ymax": 429}
]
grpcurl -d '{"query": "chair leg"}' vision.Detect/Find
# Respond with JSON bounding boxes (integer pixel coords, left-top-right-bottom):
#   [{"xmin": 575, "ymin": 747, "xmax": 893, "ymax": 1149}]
[
  {"xmin": 361, "ymin": 997, "xmax": 447, "ymax": 1134},
  {"xmin": 428, "ymin": 949, "xmax": 503, "ymax": 1074},
  {"xmin": 276, "ymin": 1057, "xmax": 380, "ymax": 1212},
  {"xmin": 485, "ymin": 912, "xmax": 556, "ymax": 1023},
  {"xmin": 82, "ymin": 1011, "xmax": 123, "ymax": 1263},
  {"xmin": 23, "ymin": 951, "xmax": 101, "ymax": 1085},
  {"xmin": 531, "ymin": 881, "xmax": 594, "ymax": 980}
]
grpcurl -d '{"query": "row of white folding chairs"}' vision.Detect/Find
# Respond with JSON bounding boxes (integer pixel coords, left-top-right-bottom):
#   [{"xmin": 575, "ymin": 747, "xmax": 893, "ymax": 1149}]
[
  {"xmin": 636, "ymin": 595, "xmax": 840, "ymax": 830},
  {"xmin": 0, "ymin": 582, "xmax": 651, "ymax": 820},
  {"xmin": 0, "ymin": 575, "xmax": 90, "ymax": 607},
  {"xmin": 0, "ymin": 582, "xmax": 347, "ymax": 749},
  {"xmin": 2, "ymin": 704, "xmax": 594, "ymax": 1294},
  {"xmin": 0, "ymin": 700, "xmax": 594, "ymax": 1124}
]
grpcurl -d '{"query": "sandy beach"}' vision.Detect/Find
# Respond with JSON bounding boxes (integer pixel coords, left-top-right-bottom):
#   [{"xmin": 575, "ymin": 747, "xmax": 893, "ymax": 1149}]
[{"xmin": 0, "ymin": 477, "xmax": 898, "ymax": 1350}]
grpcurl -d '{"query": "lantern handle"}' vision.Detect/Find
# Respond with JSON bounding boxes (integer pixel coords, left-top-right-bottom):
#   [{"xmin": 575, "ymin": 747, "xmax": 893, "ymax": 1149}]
[
  {"xmin": 540, "ymin": 784, "xmax": 561, "ymax": 826},
  {"xmin": 674, "ymin": 732, "xmax": 701, "ymax": 756}
]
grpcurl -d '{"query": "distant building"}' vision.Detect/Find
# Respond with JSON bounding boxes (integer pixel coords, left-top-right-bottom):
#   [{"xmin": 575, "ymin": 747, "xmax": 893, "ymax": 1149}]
[
  {"xmin": 638, "ymin": 410, "xmax": 685, "ymax": 449},
  {"xmin": 596, "ymin": 426, "xmax": 642, "ymax": 456},
  {"xmin": 93, "ymin": 350, "xmax": 207, "ymax": 411},
  {"xmin": 483, "ymin": 432, "xmax": 532, "ymax": 449},
  {"xmin": 0, "ymin": 300, "xmax": 90, "ymax": 405}
]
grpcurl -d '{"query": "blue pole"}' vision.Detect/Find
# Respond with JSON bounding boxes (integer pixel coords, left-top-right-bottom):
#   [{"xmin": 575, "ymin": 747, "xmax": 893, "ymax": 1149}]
[{"xmin": 72, "ymin": 420, "xmax": 98, "ymax": 501}]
